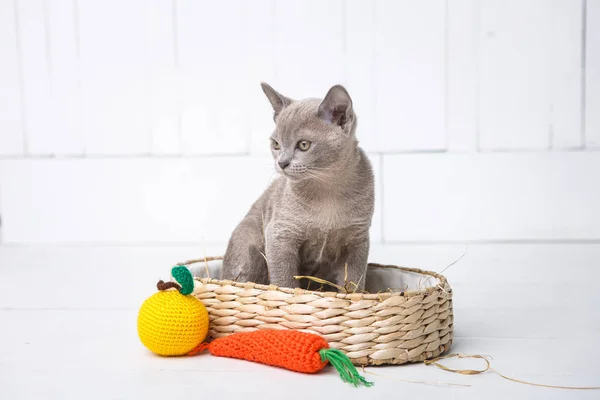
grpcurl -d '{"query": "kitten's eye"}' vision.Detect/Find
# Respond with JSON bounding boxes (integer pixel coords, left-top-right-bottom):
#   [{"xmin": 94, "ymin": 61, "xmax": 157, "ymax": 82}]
[
  {"xmin": 271, "ymin": 140, "xmax": 280, "ymax": 150},
  {"xmin": 298, "ymin": 140, "xmax": 311, "ymax": 151}
]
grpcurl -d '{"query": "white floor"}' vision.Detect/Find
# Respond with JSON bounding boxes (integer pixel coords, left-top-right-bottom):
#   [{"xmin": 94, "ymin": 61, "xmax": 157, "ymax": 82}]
[{"xmin": 1, "ymin": 243, "xmax": 599, "ymax": 399}]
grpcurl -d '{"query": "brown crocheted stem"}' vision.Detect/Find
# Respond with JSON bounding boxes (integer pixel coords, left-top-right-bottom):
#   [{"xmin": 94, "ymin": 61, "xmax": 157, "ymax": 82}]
[{"xmin": 156, "ymin": 280, "xmax": 181, "ymax": 291}]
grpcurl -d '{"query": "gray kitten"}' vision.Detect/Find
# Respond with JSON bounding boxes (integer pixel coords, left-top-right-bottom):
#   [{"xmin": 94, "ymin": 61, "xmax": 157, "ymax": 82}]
[{"xmin": 221, "ymin": 83, "xmax": 375, "ymax": 291}]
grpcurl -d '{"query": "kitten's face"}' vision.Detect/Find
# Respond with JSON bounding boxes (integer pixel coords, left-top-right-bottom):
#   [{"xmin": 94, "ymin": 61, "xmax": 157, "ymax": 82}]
[{"xmin": 261, "ymin": 83, "xmax": 357, "ymax": 183}]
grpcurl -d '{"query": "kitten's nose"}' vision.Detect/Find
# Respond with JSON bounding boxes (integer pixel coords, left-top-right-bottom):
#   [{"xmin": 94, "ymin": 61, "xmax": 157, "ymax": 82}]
[{"xmin": 278, "ymin": 160, "xmax": 290, "ymax": 170}]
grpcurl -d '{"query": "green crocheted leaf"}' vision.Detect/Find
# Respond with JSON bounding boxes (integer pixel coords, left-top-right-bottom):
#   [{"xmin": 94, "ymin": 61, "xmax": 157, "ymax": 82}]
[
  {"xmin": 171, "ymin": 265, "xmax": 195, "ymax": 295},
  {"xmin": 320, "ymin": 349, "xmax": 373, "ymax": 387}
]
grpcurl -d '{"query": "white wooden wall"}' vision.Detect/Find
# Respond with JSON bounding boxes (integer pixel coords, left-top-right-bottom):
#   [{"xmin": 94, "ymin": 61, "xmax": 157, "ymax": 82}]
[{"xmin": 0, "ymin": 0, "xmax": 599, "ymax": 244}]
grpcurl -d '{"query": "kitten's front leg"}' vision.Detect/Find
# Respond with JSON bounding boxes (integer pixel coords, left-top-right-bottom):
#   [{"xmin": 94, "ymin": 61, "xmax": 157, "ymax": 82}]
[
  {"xmin": 338, "ymin": 239, "xmax": 370, "ymax": 291},
  {"xmin": 265, "ymin": 224, "xmax": 301, "ymax": 288}
]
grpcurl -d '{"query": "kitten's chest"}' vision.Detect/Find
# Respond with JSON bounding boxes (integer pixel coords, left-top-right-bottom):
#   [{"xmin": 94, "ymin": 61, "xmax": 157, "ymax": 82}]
[
  {"xmin": 301, "ymin": 196, "xmax": 357, "ymax": 231},
  {"xmin": 299, "ymin": 226, "xmax": 358, "ymax": 265}
]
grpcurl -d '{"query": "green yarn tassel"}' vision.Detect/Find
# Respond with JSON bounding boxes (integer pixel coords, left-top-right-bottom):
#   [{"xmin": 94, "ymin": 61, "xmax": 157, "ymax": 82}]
[
  {"xmin": 319, "ymin": 348, "xmax": 374, "ymax": 388},
  {"xmin": 171, "ymin": 265, "xmax": 195, "ymax": 295}
]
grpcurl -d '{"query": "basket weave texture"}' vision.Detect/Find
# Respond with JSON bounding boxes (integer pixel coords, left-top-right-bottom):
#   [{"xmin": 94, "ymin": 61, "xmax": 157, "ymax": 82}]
[{"xmin": 183, "ymin": 256, "xmax": 454, "ymax": 366}]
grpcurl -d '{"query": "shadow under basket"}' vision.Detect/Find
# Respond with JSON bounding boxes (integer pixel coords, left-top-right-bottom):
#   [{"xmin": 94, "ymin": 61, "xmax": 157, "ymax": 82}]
[{"xmin": 178, "ymin": 256, "xmax": 454, "ymax": 366}]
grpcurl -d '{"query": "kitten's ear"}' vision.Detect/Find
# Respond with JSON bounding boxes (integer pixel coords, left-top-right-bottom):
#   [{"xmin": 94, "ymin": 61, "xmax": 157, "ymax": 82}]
[
  {"xmin": 318, "ymin": 85, "xmax": 353, "ymax": 128},
  {"xmin": 261, "ymin": 82, "xmax": 292, "ymax": 121}
]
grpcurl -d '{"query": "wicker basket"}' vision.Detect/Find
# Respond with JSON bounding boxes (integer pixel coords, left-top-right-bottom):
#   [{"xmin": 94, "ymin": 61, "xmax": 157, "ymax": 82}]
[{"xmin": 178, "ymin": 256, "xmax": 453, "ymax": 366}]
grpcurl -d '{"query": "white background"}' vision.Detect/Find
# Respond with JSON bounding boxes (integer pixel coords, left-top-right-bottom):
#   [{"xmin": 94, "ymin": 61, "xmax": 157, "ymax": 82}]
[
  {"xmin": 0, "ymin": 0, "xmax": 598, "ymax": 246},
  {"xmin": 1, "ymin": 1, "xmax": 600, "ymax": 398}
]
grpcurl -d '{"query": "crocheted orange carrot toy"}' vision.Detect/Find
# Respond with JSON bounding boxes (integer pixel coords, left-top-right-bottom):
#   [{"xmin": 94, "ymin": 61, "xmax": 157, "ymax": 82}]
[{"xmin": 188, "ymin": 329, "xmax": 373, "ymax": 387}]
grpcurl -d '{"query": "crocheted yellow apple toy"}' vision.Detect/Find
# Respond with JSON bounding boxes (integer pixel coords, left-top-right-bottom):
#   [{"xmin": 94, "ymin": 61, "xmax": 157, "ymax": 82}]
[{"xmin": 137, "ymin": 265, "xmax": 209, "ymax": 356}]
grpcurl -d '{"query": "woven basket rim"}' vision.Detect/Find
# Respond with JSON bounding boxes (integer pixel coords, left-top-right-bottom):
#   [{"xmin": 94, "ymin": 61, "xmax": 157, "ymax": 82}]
[{"xmin": 179, "ymin": 256, "xmax": 451, "ymax": 301}]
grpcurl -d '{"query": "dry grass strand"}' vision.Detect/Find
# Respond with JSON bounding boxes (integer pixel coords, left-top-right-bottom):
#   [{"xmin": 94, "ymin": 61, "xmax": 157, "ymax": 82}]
[{"xmin": 425, "ymin": 353, "xmax": 600, "ymax": 390}]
